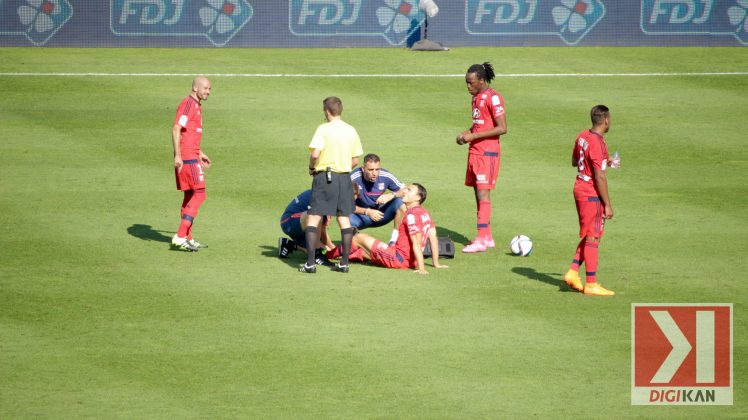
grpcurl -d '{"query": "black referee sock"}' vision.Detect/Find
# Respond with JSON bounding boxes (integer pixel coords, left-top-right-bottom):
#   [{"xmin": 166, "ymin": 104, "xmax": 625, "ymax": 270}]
[
  {"xmin": 305, "ymin": 226, "xmax": 319, "ymax": 267},
  {"xmin": 340, "ymin": 227, "xmax": 355, "ymax": 266}
]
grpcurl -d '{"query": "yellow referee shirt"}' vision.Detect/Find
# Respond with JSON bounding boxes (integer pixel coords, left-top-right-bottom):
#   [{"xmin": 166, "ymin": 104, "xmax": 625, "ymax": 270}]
[{"xmin": 309, "ymin": 119, "xmax": 363, "ymax": 173}]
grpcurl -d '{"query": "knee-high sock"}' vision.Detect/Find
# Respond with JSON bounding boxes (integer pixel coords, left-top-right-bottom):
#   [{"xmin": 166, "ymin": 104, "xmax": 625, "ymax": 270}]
[
  {"xmin": 477, "ymin": 200, "xmax": 492, "ymax": 239},
  {"xmin": 348, "ymin": 244, "xmax": 365, "ymax": 262},
  {"xmin": 326, "ymin": 244, "xmax": 342, "ymax": 260},
  {"xmin": 326, "ymin": 242, "xmax": 365, "ymax": 262},
  {"xmin": 570, "ymin": 238, "xmax": 586, "ymax": 271},
  {"xmin": 305, "ymin": 226, "xmax": 319, "ymax": 267},
  {"xmin": 584, "ymin": 241, "xmax": 600, "ymax": 284},
  {"xmin": 177, "ymin": 189, "xmax": 206, "ymax": 238},
  {"xmin": 340, "ymin": 227, "xmax": 355, "ymax": 266}
]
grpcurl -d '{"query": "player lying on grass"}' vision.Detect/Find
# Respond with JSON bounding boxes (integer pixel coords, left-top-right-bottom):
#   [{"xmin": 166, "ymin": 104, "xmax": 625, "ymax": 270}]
[{"xmin": 326, "ymin": 183, "xmax": 448, "ymax": 275}]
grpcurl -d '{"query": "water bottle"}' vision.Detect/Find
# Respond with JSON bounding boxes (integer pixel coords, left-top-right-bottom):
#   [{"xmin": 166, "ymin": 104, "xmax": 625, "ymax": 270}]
[{"xmin": 611, "ymin": 151, "xmax": 620, "ymax": 169}]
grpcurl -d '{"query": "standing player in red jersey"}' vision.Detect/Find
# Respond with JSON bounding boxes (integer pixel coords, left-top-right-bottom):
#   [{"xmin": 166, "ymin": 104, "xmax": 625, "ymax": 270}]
[
  {"xmin": 326, "ymin": 184, "xmax": 448, "ymax": 274},
  {"xmin": 170, "ymin": 76, "xmax": 212, "ymax": 252},
  {"xmin": 564, "ymin": 105, "xmax": 619, "ymax": 296},
  {"xmin": 456, "ymin": 62, "xmax": 508, "ymax": 253}
]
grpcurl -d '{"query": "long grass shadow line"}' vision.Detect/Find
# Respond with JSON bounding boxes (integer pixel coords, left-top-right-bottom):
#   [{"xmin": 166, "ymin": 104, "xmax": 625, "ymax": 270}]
[
  {"xmin": 127, "ymin": 224, "xmax": 172, "ymax": 243},
  {"xmin": 512, "ymin": 266, "xmax": 576, "ymax": 292}
]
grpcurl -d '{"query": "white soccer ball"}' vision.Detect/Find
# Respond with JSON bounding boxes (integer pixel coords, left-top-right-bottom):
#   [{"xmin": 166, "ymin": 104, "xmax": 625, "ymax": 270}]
[{"xmin": 509, "ymin": 235, "xmax": 533, "ymax": 256}]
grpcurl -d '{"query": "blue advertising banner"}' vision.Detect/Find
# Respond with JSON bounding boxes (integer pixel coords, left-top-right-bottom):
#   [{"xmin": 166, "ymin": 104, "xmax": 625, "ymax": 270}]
[
  {"xmin": 464, "ymin": 0, "xmax": 607, "ymax": 45},
  {"xmin": 110, "ymin": 0, "xmax": 253, "ymax": 46},
  {"xmin": 0, "ymin": 1, "xmax": 745, "ymax": 47}
]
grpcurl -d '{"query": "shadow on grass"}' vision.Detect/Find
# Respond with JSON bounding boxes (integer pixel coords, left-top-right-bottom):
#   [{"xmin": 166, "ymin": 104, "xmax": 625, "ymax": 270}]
[
  {"xmin": 436, "ymin": 227, "xmax": 471, "ymax": 246},
  {"xmin": 260, "ymin": 245, "xmax": 302, "ymax": 268},
  {"xmin": 127, "ymin": 224, "xmax": 172, "ymax": 243},
  {"xmin": 512, "ymin": 266, "xmax": 578, "ymax": 292}
]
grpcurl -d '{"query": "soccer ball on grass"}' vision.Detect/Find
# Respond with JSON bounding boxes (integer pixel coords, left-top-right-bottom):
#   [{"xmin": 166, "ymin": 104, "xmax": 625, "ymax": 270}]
[{"xmin": 509, "ymin": 235, "xmax": 533, "ymax": 256}]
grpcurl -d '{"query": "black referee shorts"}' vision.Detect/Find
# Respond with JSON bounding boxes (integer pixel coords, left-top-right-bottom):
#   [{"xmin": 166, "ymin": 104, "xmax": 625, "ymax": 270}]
[{"xmin": 309, "ymin": 171, "xmax": 355, "ymax": 217}]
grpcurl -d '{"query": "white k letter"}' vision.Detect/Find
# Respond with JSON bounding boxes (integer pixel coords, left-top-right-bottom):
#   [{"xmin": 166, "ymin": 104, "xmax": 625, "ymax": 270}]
[{"xmin": 650, "ymin": 311, "xmax": 692, "ymax": 383}]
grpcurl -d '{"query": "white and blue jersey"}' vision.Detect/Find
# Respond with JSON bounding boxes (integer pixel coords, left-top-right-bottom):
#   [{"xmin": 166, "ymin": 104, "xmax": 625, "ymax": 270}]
[
  {"xmin": 350, "ymin": 168, "xmax": 404, "ymax": 209},
  {"xmin": 349, "ymin": 168, "xmax": 404, "ymax": 230}
]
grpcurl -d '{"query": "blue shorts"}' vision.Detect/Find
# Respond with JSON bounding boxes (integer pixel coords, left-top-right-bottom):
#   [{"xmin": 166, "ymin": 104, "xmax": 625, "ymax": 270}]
[
  {"xmin": 349, "ymin": 197, "xmax": 404, "ymax": 230},
  {"xmin": 280, "ymin": 212, "xmax": 306, "ymax": 247}
]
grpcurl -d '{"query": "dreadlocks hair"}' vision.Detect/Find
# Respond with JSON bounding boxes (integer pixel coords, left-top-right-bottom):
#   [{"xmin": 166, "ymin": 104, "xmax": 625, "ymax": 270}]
[{"xmin": 467, "ymin": 62, "xmax": 495, "ymax": 84}]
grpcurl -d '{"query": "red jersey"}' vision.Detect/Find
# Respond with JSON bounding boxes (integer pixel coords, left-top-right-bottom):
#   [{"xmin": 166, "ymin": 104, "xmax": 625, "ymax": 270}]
[
  {"xmin": 174, "ymin": 96, "xmax": 203, "ymax": 160},
  {"xmin": 395, "ymin": 206, "xmax": 435, "ymax": 267},
  {"xmin": 469, "ymin": 87, "xmax": 505, "ymax": 155},
  {"xmin": 572, "ymin": 129, "xmax": 609, "ymax": 200}
]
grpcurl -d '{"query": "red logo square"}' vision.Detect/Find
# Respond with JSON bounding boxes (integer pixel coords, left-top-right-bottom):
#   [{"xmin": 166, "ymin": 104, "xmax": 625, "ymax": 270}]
[{"xmin": 631, "ymin": 304, "xmax": 732, "ymax": 405}]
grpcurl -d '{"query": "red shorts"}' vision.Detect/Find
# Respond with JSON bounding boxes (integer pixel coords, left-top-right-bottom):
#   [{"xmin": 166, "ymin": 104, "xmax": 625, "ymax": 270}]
[
  {"xmin": 576, "ymin": 197, "xmax": 605, "ymax": 238},
  {"xmin": 369, "ymin": 240, "xmax": 410, "ymax": 269},
  {"xmin": 175, "ymin": 160, "xmax": 206, "ymax": 191},
  {"xmin": 465, "ymin": 152, "xmax": 500, "ymax": 189}
]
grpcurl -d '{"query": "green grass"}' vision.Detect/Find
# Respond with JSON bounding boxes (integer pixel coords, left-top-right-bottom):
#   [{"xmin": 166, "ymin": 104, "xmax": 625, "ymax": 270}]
[{"xmin": 1, "ymin": 47, "xmax": 747, "ymax": 418}]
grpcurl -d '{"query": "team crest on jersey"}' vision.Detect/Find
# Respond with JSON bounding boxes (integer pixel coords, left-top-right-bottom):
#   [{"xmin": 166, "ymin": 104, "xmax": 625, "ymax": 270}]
[
  {"xmin": 472, "ymin": 108, "xmax": 480, "ymax": 118},
  {"xmin": 378, "ymin": 182, "xmax": 385, "ymax": 190}
]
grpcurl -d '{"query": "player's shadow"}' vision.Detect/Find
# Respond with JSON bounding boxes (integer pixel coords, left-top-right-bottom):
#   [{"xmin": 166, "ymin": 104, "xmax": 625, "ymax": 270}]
[
  {"xmin": 512, "ymin": 266, "xmax": 577, "ymax": 292},
  {"xmin": 127, "ymin": 224, "xmax": 172, "ymax": 243},
  {"xmin": 435, "ymin": 227, "xmax": 471, "ymax": 246},
  {"xmin": 260, "ymin": 245, "xmax": 302, "ymax": 268}
]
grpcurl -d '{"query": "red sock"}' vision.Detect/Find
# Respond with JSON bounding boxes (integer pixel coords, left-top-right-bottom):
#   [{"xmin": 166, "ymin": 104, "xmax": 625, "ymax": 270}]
[
  {"xmin": 326, "ymin": 243, "xmax": 363, "ymax": 261},
  {"xmin": 326, "ymin": 244, "xmax": 342, "ymax": 259},
  {"xmin": 348, "ymin": 245, "xmax": 365, "ymax": 262},
  {"xmin": 477, "ymin": 199, "xmax": 492, "ymax": 239},
  {"xmin": 570, "ymin": 238, "xmax": 585, "ymax": 271},
  {"xmin": 177, "ymin": 189, "xmax": 206, "ymax": 238},
  {"xmin": 584, "ymin": 241, "xmax": 599, "ymax": 283}
]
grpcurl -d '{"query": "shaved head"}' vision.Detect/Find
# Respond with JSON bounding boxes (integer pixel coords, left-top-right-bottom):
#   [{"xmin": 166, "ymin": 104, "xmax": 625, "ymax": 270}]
[{"xmin": 191, "ymin": 76, "xmax": 211, "ymax": 102}]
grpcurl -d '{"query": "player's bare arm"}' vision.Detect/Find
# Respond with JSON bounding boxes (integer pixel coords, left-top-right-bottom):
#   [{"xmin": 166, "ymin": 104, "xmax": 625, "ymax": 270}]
[
  {"xmin": 428, "ymin": 228, "xmax": 448, "ymax": 269},
  {"xmin": 308, "ymin": 148, "xmax": 321, "ymax": 175},
  {"xmin": 411, "ymin": 232, "xmax": 428, "ymax": 274},
  {"xmin": 172, "ymin": 124, "xmax": 183, "ymax": 172},
  {"xmin": 319, "ymin": 223, "xmax": 334, "ymax": 251},
  {"xmin": 200, "ymin": 151, "xmax": 211, "ymax": 169},
  {"xmin": 376, "ymin": 187, "xmax": 406, "ymax": 205},
  {"xmin": 593, "ymin": 166, "xmax": 614, "ymax": 219},
  {"xmin": 457, "ymin": 114, "xmax": 506, "ymax": 145}
]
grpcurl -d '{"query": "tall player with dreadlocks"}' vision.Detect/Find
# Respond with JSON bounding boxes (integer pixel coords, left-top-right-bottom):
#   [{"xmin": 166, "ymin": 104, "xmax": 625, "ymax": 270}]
[{"xmin": 456, "ymin": 62, "xmax": 508, "ymax": 253}]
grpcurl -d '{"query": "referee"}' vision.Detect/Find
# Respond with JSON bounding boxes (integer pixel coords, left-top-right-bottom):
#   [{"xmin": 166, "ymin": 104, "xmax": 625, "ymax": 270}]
[{"xmin": 300, "ymin": 96, "xmax": 363, "ymax": 274}]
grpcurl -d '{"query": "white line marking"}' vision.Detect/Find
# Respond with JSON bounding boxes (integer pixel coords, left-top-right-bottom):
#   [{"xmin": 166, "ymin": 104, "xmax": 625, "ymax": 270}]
[{"xmin": 0, "ymin": 72, "xmax": 747, "ymax": 77}]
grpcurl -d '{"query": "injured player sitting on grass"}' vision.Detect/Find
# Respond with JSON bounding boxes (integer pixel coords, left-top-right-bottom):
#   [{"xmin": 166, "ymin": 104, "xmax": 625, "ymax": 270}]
[{"xmin": 326, "ymin": 183, "xmax": 448, "ymax": 275}]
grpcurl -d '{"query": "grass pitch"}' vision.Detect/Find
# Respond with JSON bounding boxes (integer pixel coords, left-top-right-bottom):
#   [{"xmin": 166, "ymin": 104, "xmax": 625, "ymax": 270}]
[{"xmin": 1, "ymin": 47, "xmax": 747, "ymax": 418}]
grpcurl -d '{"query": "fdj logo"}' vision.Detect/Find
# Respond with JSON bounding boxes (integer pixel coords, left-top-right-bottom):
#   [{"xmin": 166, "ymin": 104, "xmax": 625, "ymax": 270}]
[
  {"xmin": 289, "ymin": 0, "xmax": 426, "ymax": 46},
  {"xmin": 631, "ymin": 304, "xmax": 733, "ymax": 405},
  {"xmin": 465, "ymin": 0, "xmax": 606, "ymax": 45},
  {"xmin": 0, "ymin": 0, "xmax": 74, "ymax": 46},
  {"xmin": 641, "ymin": 0, "xmax": 748, "ymax": 45},
  {"xmin": 111, "ymin": 0, "xmax": 254, "ymax": 47}
]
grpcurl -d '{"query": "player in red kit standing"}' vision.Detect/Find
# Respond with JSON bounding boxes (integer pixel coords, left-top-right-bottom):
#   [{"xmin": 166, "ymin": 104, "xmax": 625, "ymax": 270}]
[
  {"xmin": 170, "ymin": 76, "xmax": 212, "ymax": 252},
  {"xmin": 564, "ymin": 105, "xmax": 619, "ymax": 296},
  {"xmin": 456, "ymin": 62, "xmax": 507, "ymax": 253}
]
